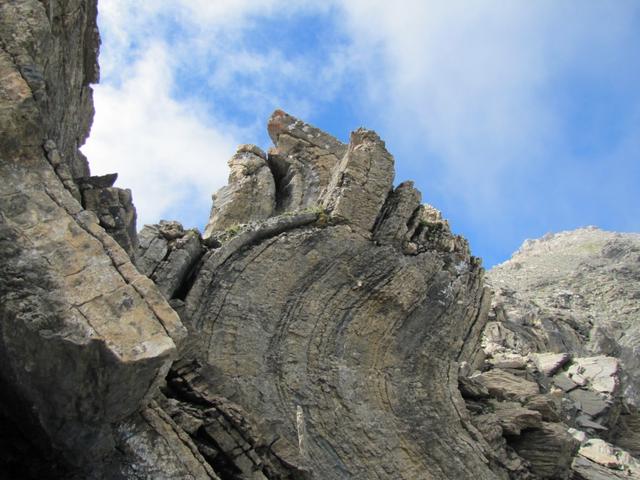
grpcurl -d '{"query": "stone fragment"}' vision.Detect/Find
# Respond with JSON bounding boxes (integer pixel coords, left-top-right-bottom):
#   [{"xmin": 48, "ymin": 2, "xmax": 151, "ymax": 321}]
[
  {"xmin": 568, "ymin": 427, "xmax": 588, "ymax": 443},
  {"xmin": 82, "ymin": 186, "xmax": 138, "ymax": 259},
  {"xmin": 490, "ymin": 401, "xmax": 543, "ymax": 435},
  {"xmin": 572, "ymin": 455, "xmax": 640, "ymax": 480},
  {"xmin": 113, "ymin": 403, "xmax": 220, "ymax": 480},
  {"xmin": 322, "ymin": 128, "xmax": 395, "ymax": 232},
  {"xmin": 578, "ymin": 439, "xmax": 640, "ymax": 475},
  {"xmin": 137, "ymin": 221, "xmax": 204, "ymax": 299},
  {"xmin": 489, "ymin": 352, "xmax": 528, "ymax": 369},
  {"xmin": 553, "ymin": 371, "xmax": 579, "ymax": 392},
  {"xmin": 373, "ymin": 181, "xmax": 422, "ymax": 249},
  {"xmin": 576, "ymin": 415, "xmax": 608, "ymax": 431},
  {"xmin": 203, "ymin": 145, "xmax": 276, "ymax": 238},
  {"xmin": 533, "ymin": 352, "xmax": 571, "ymax": 376},
  {"xmin": 569, "ymin": 389, "xmax": 610, "ymax": 417},
  {"xmin": 475, "ymin": 369, "xmax": 539, "ymax": 401},
  {"xmin": 406, "ymin": 204, "xmax": 469, "ymax": 254},
  {"xmin": 567, "ymin": 356, "xmax": 619, "ymax": 394},
  {"xmin": 525, "ymin": 394, "xmax": 562, "ymax": 422},
  {"xmin": 510, "ymin": 422, "xmax": 580, "ymax": 479},
  {"xmin": 459, "ymin": 375, "xmax": 490, "ymax": 399}
]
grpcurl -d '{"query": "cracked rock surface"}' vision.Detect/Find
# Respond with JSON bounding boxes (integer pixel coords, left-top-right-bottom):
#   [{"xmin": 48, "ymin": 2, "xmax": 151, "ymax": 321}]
[{"xmin": 1, "ymin": 2, "xmax": 639, "ymax": 480}]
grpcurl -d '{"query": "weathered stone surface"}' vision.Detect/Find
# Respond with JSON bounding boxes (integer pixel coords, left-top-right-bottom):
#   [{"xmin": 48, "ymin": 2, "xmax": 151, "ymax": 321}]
[
  {"xmin": 612, "ymin": 407, "xmax": 640, "ymax": 457},
  {"xmin": 82, "ymin": 184, "xmax": 138, "ymax": 259},
  {"xmin": 267, "ymin": 109, "xmax": 347, "ymax": 213},
  {"xmin": 532, "ymin": 352, "xmax": 571, "ymax": 376},
  {"xmin": 4, "ymin": 1, "xmax": 639, "ymax": 478},
  {"xmin": 0, "ymin": 0, "xmax": 185, "ymax": 475},
  {"xmin": 489, "ymin": 352, "xmax": 528, "ymax": 370},
  {"xmin": 524, "ymin": 394, "xmax": 562, "ymax": 422},
  {"xmin": 490, "ymin": 401, "xmax": 543, "ymax": 436},
  {"xmin": 568, "ymin": 388, "xmax": 610, "ymax": 417},
  {"xmin": 487, "ymin": 228, "xmax": 640, "ymax": 405},
  {"xmin": 182, "ymin": 218, "xmax": 494, "ymax": 478},
  {"xmin": 572, "ymin": 455, "xmax": 640, "ymax": 480},
  {"xmin": 373, "ymin": 181, "xmax": 422, "ymax": 249},
  {"xmin": 510, "ymin": 422, "xmax": 580, "ymax": 479},
  {"xmin": 474, "ymin": 369, "xmax": 539, "ymax": 401},
  {"xmin": 459, "ymin": 375, "xmax": 490, "ymax": 400},
  {"xmin": 566, "ymin": 356, "xmax": 619, "ymax": 394},
  {"xmin": 321, "ymin": 128, "xmax": 395, "ymax": 232},
  {"xmin": 111, "ymin": 402, "xmax": 220, "ymax": 480},
  {"xmin": 203, "ymin": 145, "xmax": 276, "ymax": 238},
  {"xmin": 137, "ymin": 221, "xmax": 204, "ymax": 299},
  {"xmin": 576, "ymin": 438, "xmax": 640, "ymax": 478}
]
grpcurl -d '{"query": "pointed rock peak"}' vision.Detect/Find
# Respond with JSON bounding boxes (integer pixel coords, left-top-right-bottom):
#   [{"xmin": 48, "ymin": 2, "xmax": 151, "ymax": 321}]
[
  {"xmin": 236, "ymin": 143, "xmax": 267, "ymax": 160},
  {"xmin": 203, "ymin": 144, "xmax": 276, "ymax": 239},
  {"xmin": 321, "ymin": 127, "xmax": 395, "ymax": 232},
  {"xmin": 267, "ymin": 109, "xmax": 297, "ymax": 143},
  {"xmin": 267, "ymin": 109, "xmax": 346, "ymax": 153},
  {"xmin": 349, "ymin": 127, "xmax": 386, "ymax": 149}
]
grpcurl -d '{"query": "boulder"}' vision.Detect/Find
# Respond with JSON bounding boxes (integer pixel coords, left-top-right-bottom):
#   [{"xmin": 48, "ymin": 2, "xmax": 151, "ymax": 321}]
[
  {"xmin": 474, "ymin": 369, "xmax": 539, "ymax": 401},
  {"xmin": 510, "ymin": 422, "xmax": 580, "ymax": 479}
]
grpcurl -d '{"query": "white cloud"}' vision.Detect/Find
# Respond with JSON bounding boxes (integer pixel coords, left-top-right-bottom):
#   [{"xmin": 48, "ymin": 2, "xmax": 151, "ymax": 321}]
[
  {"xmin": 334, "ymin": 1, "xmax": 639, "ymax": 218},
  {"xmin": 85, "ymin": 0, "xmax": 638, "ymax": 259},
  {"xmin": 85, "ymin": 0, "xmax": 351, "ymax": 229},
  {"xmin": 83, "ymin": 42, "xmax": 237, "ymax": 227}
]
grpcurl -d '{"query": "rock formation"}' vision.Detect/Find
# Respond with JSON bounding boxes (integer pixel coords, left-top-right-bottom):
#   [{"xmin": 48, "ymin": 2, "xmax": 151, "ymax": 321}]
[
  {"xmin": 1, "ymin": 2, "xmax": 638, "ymax": 480},
  {"xmin": 458, "ymin": 227, "xmax": 640, "ymax": 479}
]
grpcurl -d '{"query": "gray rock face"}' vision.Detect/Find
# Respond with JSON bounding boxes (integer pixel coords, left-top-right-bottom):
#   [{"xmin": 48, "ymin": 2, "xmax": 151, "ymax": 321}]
[
  {"xmin": 3, "ymin": 1, "xmax": 639, "ymax": 479},
  {"xmin": 473, "ymin": 227, "xmax": 640, "ymax": 479},
  {"xmin": 0, "ymin": 1, "xmax": 185, "ymax": 477},
  {"xmin": 81, "ymin": 180, "xmax": 138, "ymax": 259},
  {"xmin": 137, "ymin": 221, "xmax": 204, "ymax": 299},
  {"xmin": 203, "ymin": 145, "xmax": 276, "ymax": 239},
  {"xmin": 184, "ymin": 212, "xmax": 494, "ymax": 479},
  {"xmin": 267, "ymin": 109, "xmax": 347, "ymax": 213},
  {"xmin": 321, "ymin": 128, "xmax": 395, "ymax": 232},
  {"xmin": 487, "ymin": 227, "xmax": 640, "ymax": 404}
]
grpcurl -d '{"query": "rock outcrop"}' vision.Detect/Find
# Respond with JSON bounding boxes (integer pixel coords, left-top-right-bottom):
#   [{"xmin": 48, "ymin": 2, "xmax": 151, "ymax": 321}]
[
  {"xmin": 457, "ymin": 227, "xmax": 640, "ymax": 480},
  {"xmin": 203, "ymin": 145, "xmax": 275, "ymax": 239},
  {"xmin": 2, "ymin": 2, "xmax": 639, "ymax": 480},
  {"xmin": 0, "ymin": 1, "xmax": 185, "ymax": 477}
]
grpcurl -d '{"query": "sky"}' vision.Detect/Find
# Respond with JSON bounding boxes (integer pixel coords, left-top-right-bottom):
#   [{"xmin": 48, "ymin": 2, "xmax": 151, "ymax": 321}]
[{"xmin": 83, "ymin": 0, "xmax": 640, "ymax": 268}]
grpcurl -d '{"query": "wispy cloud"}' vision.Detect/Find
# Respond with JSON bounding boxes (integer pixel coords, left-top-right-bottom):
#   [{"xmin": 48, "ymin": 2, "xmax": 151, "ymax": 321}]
[
  {"xmin": 85, "ymin": 1, "xmax": 639, "ymax": 265},
  {"xmin": 84, "ymin": 43, "xmax": 240, "ymax": 227},
  {"xmin": 334, "ymin": 0, "xmax": 640, "ymax": 262},
  {"xmin": 85, "ymin": 0, "xmax": 353, "ymax": 228}
]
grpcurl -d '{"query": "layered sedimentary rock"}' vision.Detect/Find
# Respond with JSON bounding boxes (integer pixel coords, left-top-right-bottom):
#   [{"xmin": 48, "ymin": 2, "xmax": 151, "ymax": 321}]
[
  {"xmin": 266, "ymin": 109, "xmax": 347, "ymax": 213},
  {"xmin": 3, "ymin": 1, "xmax": 639, "ymax": 479},
  {"xmin": 181, "ymin": 118, "xmax": 496, "ymax": 479},
  {"xmin": 0, "ymin": 1, "xmax": 185, "ymax": 477},
  {"xmin": 203, "ymin": 145, "xmax": 275, "ymax": 239}
]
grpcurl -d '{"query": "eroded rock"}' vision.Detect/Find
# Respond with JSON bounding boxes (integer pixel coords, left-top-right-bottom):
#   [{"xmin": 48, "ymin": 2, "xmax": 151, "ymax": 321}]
[{"xmin": 203, "ymin": 145, "xmax": 276, "ymax": 239}]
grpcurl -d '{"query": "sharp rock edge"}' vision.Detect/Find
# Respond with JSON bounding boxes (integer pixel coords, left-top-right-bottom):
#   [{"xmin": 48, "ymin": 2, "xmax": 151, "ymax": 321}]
[{"xmin": 1, "ymin": 2, "xmax": 639, "ymax": 480}]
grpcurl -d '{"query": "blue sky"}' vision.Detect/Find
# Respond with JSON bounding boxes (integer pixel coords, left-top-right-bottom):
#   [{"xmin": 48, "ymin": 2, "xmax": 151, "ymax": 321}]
[{"xmin": 83, "ymin": 0, "xmax": 640, "ymax": 268}]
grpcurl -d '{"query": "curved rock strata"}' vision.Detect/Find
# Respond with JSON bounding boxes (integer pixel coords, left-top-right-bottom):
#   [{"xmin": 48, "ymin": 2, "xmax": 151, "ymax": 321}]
[
  {"xmin": 2, "ymin": 2, "xmax": 639, "ymax": 479},
  {"xmin": 178, "ymin": 114, "xmax": 497, "ymax": 479}
]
